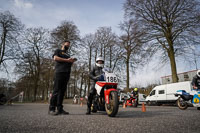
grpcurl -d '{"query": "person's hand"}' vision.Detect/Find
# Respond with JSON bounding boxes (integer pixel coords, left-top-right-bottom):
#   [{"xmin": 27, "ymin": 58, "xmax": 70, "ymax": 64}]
[
  {"xmin": 94, "ymin": 75, "xmax": 101, "ymax": 80},
  {"xmin": 73, "ymin": 58, "xmax": 77, "ymax": 62},
  {"xmin": 67, "ymin": 58, "xmax": 75, "ymax": 63},
  {"xmin": 193, "ymin": 86, "xmax": 198, "ymax": 90}
]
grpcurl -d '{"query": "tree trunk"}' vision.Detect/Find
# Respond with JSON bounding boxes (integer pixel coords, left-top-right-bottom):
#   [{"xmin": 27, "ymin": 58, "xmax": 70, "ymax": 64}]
[
  {"xmin": 168, "ymin": 50, "xmax": 178, "ymax": 83},
  {"xmin": 80, "ymin": 73, "xmax": 84, "ymax": 97},
  {"xmin": 126, "ymin": 54, "xmax": 130, "ymax": 92},
  {"xmin": 88, "ymin": 47, "xmax": 92, "ymax": 96},
  {"xmin": 33, "ymin": 77, "xmax": 39, "ymax": 101},
  {"xmin": 0, "ymin": 28, "xmax": 7, "ymax": 66},
  {"xmin": 109, "ymin": 46, "xmax": 112, "ymax": 68}
]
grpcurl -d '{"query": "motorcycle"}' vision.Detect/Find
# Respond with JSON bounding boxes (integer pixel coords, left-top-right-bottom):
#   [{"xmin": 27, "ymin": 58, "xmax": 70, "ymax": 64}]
[
  {"xmin": 0, "ymin": 93, "xmax": 7, "ymax": 105},
  {"xmin": 91, "ymin": 68, "xmax": 119, "ymax": 117},
  {"xmin": 124, "ymin": 92, "xmax": 138, "ymax": 107},
  {"xmin": 175, "ymin": 89, "xmax": 200, "ymax": 110}
]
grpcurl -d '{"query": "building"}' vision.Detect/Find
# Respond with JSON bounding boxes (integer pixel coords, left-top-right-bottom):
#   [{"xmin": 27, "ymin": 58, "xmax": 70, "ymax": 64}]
[{"xmin": 161, "ymin": 70, "xmax": 198, "ymax": 84}]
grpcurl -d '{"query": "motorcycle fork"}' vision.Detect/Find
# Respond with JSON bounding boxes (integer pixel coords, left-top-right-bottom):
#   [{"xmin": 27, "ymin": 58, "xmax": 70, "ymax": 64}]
[{"xmin": 104, "ymin": 89, "xmax": 117, "ymax": 104}]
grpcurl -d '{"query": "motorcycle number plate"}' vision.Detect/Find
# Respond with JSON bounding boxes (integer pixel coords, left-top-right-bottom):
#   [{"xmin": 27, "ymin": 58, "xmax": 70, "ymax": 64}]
[{"xmin": 105, "ymin": 73, "xmax": 118, "ymax": 83}]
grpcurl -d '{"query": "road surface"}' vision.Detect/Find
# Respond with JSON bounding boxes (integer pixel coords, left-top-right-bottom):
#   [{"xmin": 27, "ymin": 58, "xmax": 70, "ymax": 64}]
[{"xmin": 0, "ymin": 103, "xmax": 200, "ymax": 133}]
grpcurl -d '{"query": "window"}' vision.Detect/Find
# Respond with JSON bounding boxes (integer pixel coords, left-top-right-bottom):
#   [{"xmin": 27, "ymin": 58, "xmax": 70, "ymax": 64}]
[
  {"xmin": 142, "ymin": 95, "xmax": 147, "ymax": 98},
  {"xmin": 184, "ymin": 74, "xmax": 189, "ymax": 79},
  {"xmin": 159, "ymin": 90, "xmax": 165, "ymax": 94},
  {"xmin": 150, "ymin": 90, "xmax": 156, "ymax": 96}
]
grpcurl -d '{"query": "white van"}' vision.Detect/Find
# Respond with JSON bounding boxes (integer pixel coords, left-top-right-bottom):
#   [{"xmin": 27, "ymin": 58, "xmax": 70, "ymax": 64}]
[{"xmin": 145, "ymin": 81, "xmax": 192, "ymax": 105}]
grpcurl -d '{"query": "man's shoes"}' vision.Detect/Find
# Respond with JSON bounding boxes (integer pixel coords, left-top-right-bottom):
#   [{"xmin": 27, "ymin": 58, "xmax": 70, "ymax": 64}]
[
  {"xmin": 48, "ymin": 110, "xmax": 57, "ymax": 116},
  {"xmin": 55, "ymin": 110, "xmax": 69, "ymax": 115},
  {"xmin": 86, "ymin": 108, "xmax": 91, "ymax": 115}
]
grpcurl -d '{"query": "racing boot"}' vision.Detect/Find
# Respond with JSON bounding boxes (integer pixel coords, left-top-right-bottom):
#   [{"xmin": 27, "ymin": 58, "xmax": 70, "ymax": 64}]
[
  {"xmin": 55, "ymin": 109, "xmax": 69, "ymax": 115},
  {"xmin": 86, "ymin": 102, "xmax": 91, "ymax": 115},
  {"xmin": 86, "ymin": 108, "xmax": 91, "ymax": 115}
]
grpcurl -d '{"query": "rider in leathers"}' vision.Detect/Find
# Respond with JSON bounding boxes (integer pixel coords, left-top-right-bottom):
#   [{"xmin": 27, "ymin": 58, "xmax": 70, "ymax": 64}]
[
  {"xmin": 192, "ymin": 70, "xmax": 200, "ymax": 90},
  {"xmin": 86, "ymin": 57, "xmax": 104, "ymax": 115}
]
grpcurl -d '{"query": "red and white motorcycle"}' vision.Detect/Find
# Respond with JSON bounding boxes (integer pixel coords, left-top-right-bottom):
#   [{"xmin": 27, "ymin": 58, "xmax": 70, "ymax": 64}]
[{"xmin": 91, "ymin": 68, "xmax": 119, "ymax": 117}]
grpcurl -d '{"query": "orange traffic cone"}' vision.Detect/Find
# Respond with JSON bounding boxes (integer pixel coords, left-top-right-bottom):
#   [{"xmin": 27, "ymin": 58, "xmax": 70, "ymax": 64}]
[
  {"xmin": 123, "ymin": 102, "xmax": 126, "ymax": 108},
  {"xmin": 142, "ymin": 103, "xmax": 146, "ymax": 112}
]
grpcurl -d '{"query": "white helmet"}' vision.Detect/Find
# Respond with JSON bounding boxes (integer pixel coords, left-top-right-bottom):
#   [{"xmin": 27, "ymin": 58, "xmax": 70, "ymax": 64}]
[
  {"xmin": 197, "ymin": 70, "xmax": 200, "ymax": 77},
  {"xmin": 96, "ymin": 57, "xmax": 104, "ymax": 68}
]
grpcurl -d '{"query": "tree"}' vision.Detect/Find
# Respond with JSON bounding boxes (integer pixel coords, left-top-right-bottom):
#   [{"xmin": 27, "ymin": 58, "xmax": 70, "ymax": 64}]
[
  {"xmin": 50, "ymin": 20, "xmax": 80, "ymax": 52},
  {"xmin": 0, "ymin": 11, "xmax": 23, "ymax": 68},
  {"xmin": 119, "ymin": 18, "xmax": 146, "ymax": 91},
  {"xmin": 81, "ymin": 34, "xmax": 96, "ymax": 95},
  {"xmin": 124, "ymin": 0, "xmax": 200, "ymax": 82},
  {"xmin": 15, "ymin": 27, "xmax": 50, "ymax": 101}
]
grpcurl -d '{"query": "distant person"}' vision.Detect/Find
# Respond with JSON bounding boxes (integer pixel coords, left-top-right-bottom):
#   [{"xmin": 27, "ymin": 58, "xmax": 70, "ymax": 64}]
[
  {"xmin": 49, "ymin": 40, "xmax": 77, "ymax": 115},
  {"xmin": 131, "ymin": 88, "xmax": 138, "ymax": 98},
  {"xmin": 86, "ymin": 57, "xmax": 104, "ymax": 115},
  {"xmin": 192, "ymin": 70, "xmax": 200, "ymax": 90}
]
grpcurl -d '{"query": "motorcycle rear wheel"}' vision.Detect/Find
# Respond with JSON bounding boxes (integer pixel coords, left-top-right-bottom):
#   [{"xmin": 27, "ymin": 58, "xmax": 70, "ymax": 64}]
[
  {"xmin": 105, "ymin": 91, "xmax": 119, "ymax": 117},
  {"xmin": 177, "ymin": 97, "xmax": 188, "ymax": 110}
]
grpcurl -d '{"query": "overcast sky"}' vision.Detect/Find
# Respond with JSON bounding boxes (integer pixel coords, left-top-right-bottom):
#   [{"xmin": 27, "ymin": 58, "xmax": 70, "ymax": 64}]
[
  {"xmin": 0, "ymin": 0, "xmax": 199, "ymax": 87},
  {"xmin": 0, "ymin": 0, "xmax": 124, "ymax": 35}
]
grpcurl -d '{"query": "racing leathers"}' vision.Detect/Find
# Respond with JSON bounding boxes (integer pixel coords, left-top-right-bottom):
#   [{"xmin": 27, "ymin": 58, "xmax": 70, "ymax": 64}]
[
  {"xmin": 192, "ymin": 75, "xmax": 200, "ymax": 90},
  {"xmin": 86, "ymin": 66, "xmax": 103, "ymax": 114}
]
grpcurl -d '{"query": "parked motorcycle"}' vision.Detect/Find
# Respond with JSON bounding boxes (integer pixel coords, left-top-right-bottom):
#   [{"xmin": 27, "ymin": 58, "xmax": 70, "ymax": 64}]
[
  {"xmin": 175, "ymin": 89, "xmax": 200, "ymax": 110},
  {"xmin": 124, "ymin": 92, "xmax": 138, "ymax": 107},
  {"xmin": 0, "ymin": 93, "xmax": 7, "ymax": 105},
  {"xmin": 91, "ymin": 68, "xmax": 119, "ymax": 117}
]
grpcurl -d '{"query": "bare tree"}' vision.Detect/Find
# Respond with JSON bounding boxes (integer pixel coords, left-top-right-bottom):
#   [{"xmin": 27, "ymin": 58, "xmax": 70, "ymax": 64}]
[
  {"xmin": 124, "ymin": 0, "xmax": 200, "ymax": 82},
  {"xmin": 15, "ymin": 27, "xmax": 50, "ymax": 101},
  {"xmin": 50, "ymin": 20, "xmax": 80, "ymax": 53},
  {"xmin": 81, "ymin": 34, "xmax": 96, "ymax": 94},
  {"xmin": 0, "ymin": 11, "xmax": 23, "ymax": 68},
  {"xmin": 119, "ymin": 19, "xmax": 146, "ymax": 91}
]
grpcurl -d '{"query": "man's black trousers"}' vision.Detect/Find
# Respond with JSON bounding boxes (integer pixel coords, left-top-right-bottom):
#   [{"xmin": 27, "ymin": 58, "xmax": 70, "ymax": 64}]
[
  {"xmin": 49, "ymin": 72, "xmax": 70, "ymax": 112},
  {"xmin": 87, "ymin": 82, "xmax": 96, "ymax": 109}
]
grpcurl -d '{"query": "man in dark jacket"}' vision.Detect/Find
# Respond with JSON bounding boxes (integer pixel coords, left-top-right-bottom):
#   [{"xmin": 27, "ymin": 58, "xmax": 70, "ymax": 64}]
[
  {"xmin": 192, "ymin": 70, "xmax": 200, "ymax": 90},
  {"xmin": 49, "ymin": 40, "xmax": 76, "ymax": 115},
  {"xmin": 86, "ymin": 57, "xmax": 104, "ymax": 115}
]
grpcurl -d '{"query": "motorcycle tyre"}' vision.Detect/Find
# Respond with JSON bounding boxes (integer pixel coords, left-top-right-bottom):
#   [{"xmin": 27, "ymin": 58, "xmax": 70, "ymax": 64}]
[
  {"xmin": 0, "ymin": 97, "xmax": 7, "ymax": 105},
  {"xmin": 105, "ymin": 91, "xmax": 119, "ymax": 117},
  {"xmin": 177, "ymin": 97, "xmax": 188, "ymax": 110}
]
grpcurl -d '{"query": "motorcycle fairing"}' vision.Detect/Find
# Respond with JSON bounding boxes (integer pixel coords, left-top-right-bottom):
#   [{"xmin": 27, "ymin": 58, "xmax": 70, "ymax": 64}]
[
  {"xmin": 95, "ymin": 83, "xmax": 103, "ymax": 95},
  {"xmin": 192, "ymin": 93, "xmax": 200, "ymax": 104}
]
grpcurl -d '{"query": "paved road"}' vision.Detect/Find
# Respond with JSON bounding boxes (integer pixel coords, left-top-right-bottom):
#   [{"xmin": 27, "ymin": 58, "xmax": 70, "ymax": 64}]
[{"xmin": 0, "ymin": 103, "xmax": 200, "ymax": 133}]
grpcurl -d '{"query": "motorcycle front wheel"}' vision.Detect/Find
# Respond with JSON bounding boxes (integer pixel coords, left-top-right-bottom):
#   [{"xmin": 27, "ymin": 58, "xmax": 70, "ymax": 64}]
[
  {"xmin": 105, "ymin": 91, "xmax": 119, "ymax": 117},
  {"xmin": 0, "ymin": 97, "xmax": 7, "ymax": 105},
  {"xmin": 177, "ymin": 97, "xmax": 188, "ymax": 110}
]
